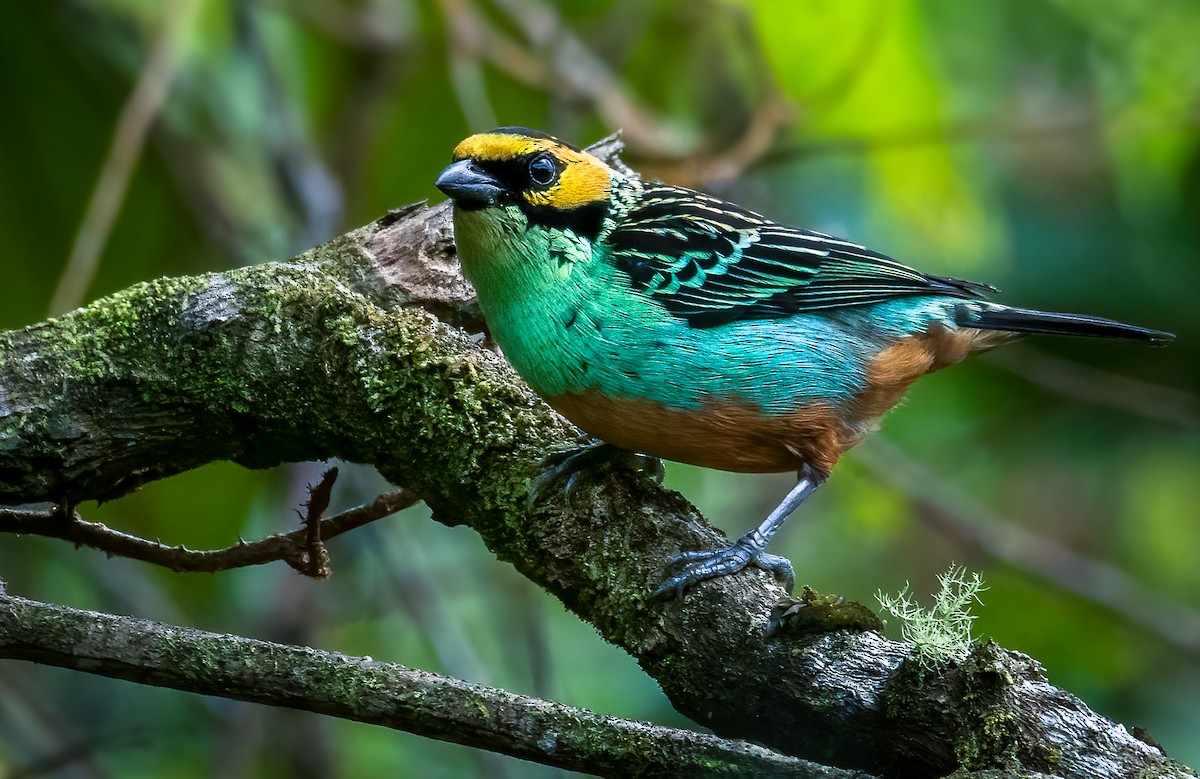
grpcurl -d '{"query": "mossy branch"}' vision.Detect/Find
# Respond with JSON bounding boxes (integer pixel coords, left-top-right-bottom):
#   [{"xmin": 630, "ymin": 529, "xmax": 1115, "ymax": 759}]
[
  {"xmin": 0, "ymin": 176, "xmax": 1193, "ymax": 776},
  {"xmin": 0, "ymin": 592, "xmax": 858, "ymax": 779}
]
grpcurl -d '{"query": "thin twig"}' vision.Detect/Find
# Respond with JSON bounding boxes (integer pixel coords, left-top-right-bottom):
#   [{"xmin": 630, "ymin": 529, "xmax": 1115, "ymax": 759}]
[
  {"xmin": 297, "ymin": 467, "xmax": 338, "ymax": 577},
  {"xmin": 48, "ymin": 0, "xmax": 201, "ymax": 315},
  {"xmin": 855, "ymin": 436, "xmax": 1200, "ymax": 659},
  {"xmin": 0, "ymin": 489, "xmax": 419, "ymax": 575}
]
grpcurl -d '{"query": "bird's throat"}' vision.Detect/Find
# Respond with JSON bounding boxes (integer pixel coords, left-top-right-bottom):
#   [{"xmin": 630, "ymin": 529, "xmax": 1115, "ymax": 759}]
[{"xmin": 454, "ymin": 209, "xmax": 614, "ymax": 399}]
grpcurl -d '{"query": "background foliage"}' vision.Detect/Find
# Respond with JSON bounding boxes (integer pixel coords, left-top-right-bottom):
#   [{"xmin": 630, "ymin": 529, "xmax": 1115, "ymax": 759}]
[{"xmin": 1, "ymin": 1, "xmax": 1197, "ymax": 776}]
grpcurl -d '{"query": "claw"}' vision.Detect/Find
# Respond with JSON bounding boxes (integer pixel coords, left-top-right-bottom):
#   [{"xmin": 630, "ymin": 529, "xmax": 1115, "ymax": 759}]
[
  {"xmin": 753, "ymin": 552, "xmax": 796, "ymax": 592},
  {"xmin": 633, "ymin": 452, "xmax": 666, "ymax": 484},
  {"xmin": 528, "ymin": 441, "xmax": 607, "ymax": 507},
  {"xmin": 528, "ymin": 441, "xmax": 665, "ymax": 508},
  {"xmin": 653, "ymin": 542, "xmax": 795, "ymax": 599}
]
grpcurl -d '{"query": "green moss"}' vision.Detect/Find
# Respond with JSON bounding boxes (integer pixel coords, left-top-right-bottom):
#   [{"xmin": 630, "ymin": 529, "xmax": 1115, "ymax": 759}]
[
  {"xmin": 951, "ymin": 642, "xmax": 1020, "ymax": 769},
  {"xmin": 767, "ymin": 586, "xmax": 884, "ymax": 635},
  {"xmin": 879, "ymin": 637, "xmax": 1025, "ymax": 772}
]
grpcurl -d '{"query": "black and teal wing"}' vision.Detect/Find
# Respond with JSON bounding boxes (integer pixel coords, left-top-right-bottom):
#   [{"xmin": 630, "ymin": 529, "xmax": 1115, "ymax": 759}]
[{"xmin": 607, "ymin": 183, "xmax": 993, "ymax": 328}]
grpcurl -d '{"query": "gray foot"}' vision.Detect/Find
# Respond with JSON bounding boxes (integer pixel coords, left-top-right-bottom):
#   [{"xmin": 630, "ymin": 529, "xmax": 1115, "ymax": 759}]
[{"xmin": 654, "ymin": 542, "xmax": 795, "ymax": 599}]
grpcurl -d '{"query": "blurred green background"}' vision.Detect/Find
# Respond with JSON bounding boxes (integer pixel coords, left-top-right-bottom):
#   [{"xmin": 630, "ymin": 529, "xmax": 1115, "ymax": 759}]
[{"xmin": 1, "ymin": 0, "xmax": 1198, "ymax": 776}]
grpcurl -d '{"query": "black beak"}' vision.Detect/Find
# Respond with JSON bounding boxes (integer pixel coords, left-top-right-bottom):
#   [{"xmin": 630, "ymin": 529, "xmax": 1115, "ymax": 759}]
[{"xmin": 436, "ymin": 159, "xmax": 505, "ymax": 209}]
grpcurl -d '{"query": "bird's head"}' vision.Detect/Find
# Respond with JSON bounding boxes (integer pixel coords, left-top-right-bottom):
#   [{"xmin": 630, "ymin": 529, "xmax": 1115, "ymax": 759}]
[{"xmin": 435, "ymin": 127, "xmax": 615, "ymax": 240}]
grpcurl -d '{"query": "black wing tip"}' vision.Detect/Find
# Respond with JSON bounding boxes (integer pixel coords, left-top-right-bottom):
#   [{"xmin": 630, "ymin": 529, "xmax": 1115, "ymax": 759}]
[
  {"xmin": 959, "ymin": 305, "xmax": 1176, "ymax": 343},
  {"xmin": 1140, "ymin": 328, "xmax": 1177, "ymax": 345},
  {"xmin": 1100, "ymin": 324, "xmax": 1176, "ymax": 344}
]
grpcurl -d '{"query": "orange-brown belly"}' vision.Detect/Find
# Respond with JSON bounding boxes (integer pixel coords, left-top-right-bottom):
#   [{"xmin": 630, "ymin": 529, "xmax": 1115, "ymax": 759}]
[
  {"xmin": 546, "ymin": 325, "xmax": 988, "ymax": 476},
  {"xmin": 547, "ymin": 391, "xmax": 847, "ymax": 475}
]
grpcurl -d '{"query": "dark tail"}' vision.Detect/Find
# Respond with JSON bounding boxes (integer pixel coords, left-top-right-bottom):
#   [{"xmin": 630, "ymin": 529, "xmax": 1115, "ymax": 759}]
[{"xmin": 956, "ymin": 304, "xmax": 1174, "ymax": 343}]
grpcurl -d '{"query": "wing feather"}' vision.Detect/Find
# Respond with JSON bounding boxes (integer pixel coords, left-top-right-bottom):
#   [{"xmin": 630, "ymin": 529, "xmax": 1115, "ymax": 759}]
[{"xmin": 608, "ymin": 183, "xmax": 993, "ymax": 327}]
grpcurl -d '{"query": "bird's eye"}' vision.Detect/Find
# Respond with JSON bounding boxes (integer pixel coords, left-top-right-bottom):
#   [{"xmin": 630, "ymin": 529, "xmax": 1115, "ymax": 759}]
[{"xmin": 528, "ymin": 154, "xmax": 559, "ymax": 187}]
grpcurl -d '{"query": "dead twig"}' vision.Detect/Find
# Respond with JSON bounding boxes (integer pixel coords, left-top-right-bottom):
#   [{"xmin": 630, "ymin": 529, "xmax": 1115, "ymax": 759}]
[
  {"xmin": 296, "ymin": 466, "xmax": 338, "ymax": 577},
  {"xmin": 0, "ymin": 488, "xmax": 419, "ymax": 576}
]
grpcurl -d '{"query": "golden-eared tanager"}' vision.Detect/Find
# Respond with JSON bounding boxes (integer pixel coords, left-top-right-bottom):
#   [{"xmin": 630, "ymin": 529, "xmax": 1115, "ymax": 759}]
[{"xmin": 435, "ymin": 127, "xmax": 1173, "ymax": 598}]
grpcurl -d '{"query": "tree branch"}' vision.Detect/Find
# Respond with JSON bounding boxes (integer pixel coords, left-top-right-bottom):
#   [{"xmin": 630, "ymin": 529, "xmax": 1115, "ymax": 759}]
[
  {"xmin": 0, "ymin": 593, "xmax": 863, "ymax": 779},
  {"xmin": 0, "ymin": 141, "xmax": 1193, "ymax": 777}
]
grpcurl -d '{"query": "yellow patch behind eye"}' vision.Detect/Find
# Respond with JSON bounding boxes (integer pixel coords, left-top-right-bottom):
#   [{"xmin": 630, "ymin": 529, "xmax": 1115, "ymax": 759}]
[
  {"xmin": 453, "ymin": 132, "xmax": 612, "ymax": 211},
  {"xmin": 523, "ymin": 150, "xmax": 611, "ymax": 210}
]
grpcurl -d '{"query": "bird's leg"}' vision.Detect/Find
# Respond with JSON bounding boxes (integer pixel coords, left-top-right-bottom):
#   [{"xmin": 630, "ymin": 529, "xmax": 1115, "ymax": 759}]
[
  {"xmin": 655, "ymin": 465, "xmax": 825, "ymax": 599},
  {"xmin": 529, "ymin": 440, "xmax": 665, "ymax": 508}
]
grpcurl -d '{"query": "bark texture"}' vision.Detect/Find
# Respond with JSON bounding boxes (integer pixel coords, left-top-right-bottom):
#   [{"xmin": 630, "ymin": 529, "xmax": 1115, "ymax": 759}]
[
  {"xmin": 0, "ymin": 184, "xmax": 1192, "ymax": 778},
  {"xmin": 0, "ymin": 593, "xmax": 866, "ymax": 779}
]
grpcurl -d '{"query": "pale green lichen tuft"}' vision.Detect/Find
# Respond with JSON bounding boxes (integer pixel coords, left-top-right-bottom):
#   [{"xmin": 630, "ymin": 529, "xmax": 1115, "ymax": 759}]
[{"xmin": 876, "ymin": 564, "xmax": 988, "ymax": 668}]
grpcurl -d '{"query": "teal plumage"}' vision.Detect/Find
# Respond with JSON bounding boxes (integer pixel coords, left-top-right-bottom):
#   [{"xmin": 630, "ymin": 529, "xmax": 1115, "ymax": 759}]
[
  {"xmin": 436, "ymin": 127, "xmax": 1173, "ymax": 596},
  {"xmin": 453, "ymin": 171, "xmax": 977, "ymax": 415}
]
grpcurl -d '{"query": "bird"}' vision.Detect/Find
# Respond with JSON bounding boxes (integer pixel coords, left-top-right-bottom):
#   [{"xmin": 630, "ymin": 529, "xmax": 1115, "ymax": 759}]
[{"xmin": 434, "ymin": 126, "xmax": 1173, "ymax": 598}]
